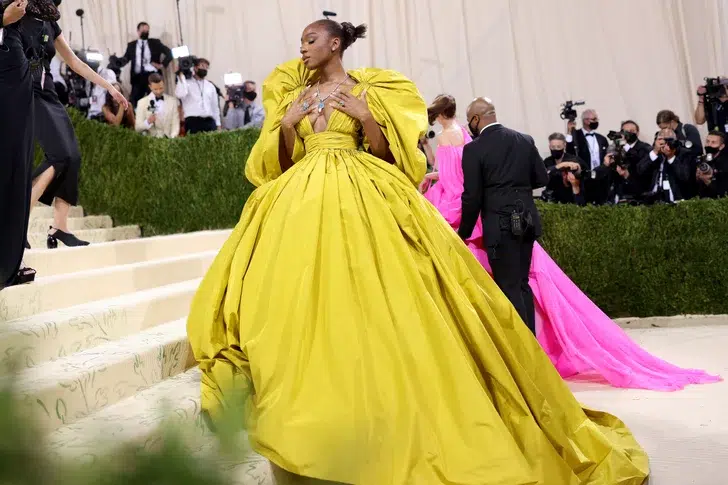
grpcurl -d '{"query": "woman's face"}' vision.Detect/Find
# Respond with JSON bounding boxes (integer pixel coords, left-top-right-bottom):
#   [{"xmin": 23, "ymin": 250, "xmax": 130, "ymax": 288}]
[{"xmin": 300, "ymin": 23, "xmax": 339, "ymax": 70}]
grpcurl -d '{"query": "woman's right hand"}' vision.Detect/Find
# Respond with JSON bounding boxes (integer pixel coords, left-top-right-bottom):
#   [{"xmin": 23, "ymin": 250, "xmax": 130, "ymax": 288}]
[
  {"xmin": 3, "ymin": 0, "xmax": 28, "ymax": 26},
  {"xmin": 281, "ymin": 87, "xmax": 317, "ymax": 129}
]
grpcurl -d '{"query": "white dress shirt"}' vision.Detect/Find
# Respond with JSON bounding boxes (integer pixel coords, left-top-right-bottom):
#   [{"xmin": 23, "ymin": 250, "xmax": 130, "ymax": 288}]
[
  {"xmin": 566, "ymin": 129, "xmax": 601, "ymax": 169},
  {"xmin": 650, "ymin": 152, "xmax": 677, "ymax": 202},
  {"xmin": 175, "ymin": 76, "xmax": 221, "ymax": 127},
  {"xmin": 87, "ymin": 67, "xmax": 118, "ymax": 119},
  {"xmin": 135, "ymin": 40, "xmax": 156, "ymax": 74}
]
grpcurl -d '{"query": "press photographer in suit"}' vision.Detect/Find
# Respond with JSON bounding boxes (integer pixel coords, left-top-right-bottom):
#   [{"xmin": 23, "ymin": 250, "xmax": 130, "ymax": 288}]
[
  {"xmin": 458, "ymin": 98, "xmax": 549, "ymax": 334},
  {"xmin": 121, "ymin": 22, "xmax": 173, "ymax": 107}
]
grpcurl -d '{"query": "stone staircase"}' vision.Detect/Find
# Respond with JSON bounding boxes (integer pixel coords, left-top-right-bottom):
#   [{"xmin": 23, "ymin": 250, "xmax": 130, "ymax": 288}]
[{"xmin": 1, "ymin": 205, "xmax": 273, "ymax": 484}]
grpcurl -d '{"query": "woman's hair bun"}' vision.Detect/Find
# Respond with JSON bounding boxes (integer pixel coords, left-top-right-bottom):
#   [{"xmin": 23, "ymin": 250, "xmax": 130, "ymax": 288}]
[{"xmin": 340, "ymin": 22, "xmax": 367, "ymax": 51}]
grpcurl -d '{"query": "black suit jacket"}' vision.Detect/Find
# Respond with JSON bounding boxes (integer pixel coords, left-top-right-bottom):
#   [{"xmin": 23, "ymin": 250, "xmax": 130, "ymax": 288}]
[
  {"xmin": 566, "ymin": 129, "xmax": 609, "ymax": 171},
  {"xmin": 637, "ymin": 151, "xmax": 692, "ymax": 201},
  {"xmin": 459, "ymin": 124, "xmax": 549, "ymax": 245},
  {"xmin": 122, "ymin": 38, "xmax": 172, "ymax": 78}
]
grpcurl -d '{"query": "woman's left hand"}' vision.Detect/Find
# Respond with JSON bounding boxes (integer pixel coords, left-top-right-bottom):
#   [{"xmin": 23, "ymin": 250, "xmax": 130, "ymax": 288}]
[
  {"xmin": 330, "ymin": 90, "xmax": 371, "ymax": 122},
  {"xmin": 109, "ymin": 86, "xmax": 129, "ymax": 111}
]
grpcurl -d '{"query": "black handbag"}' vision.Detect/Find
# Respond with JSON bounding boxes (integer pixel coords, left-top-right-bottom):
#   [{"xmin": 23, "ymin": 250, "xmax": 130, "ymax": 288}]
[{"xmin": 2, "ymin": 0, "xmax": 60, "ymax": 22}]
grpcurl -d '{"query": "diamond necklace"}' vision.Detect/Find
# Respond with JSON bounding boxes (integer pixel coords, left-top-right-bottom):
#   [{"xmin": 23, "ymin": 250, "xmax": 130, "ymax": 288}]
[{"xmin": 315, "ymin": 75, "xmax": 350, "ymax": 113}]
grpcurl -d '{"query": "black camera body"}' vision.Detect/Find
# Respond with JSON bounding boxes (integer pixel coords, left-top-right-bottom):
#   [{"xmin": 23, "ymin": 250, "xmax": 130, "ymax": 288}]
[
  {"xmin": 560, "ymin": 100, "xmax": 586, "ymax": 121},
  {"xmin": 226, "ymin": 85, "xmax": 245, "ymax": 107},
  {"xmin": 704, "ymin": 77, "xmax": 728, "ymax": 102},
  {"xmin": 107, "ymin": 54, "xmax": 124, "ymax": 79},
  {"xmin": 606, "ymin": 130, "xmax": 630, "ymax": 169},
  {"xmin": 178, "ymin": 55, "xmax": 198, "ymax": 79}
]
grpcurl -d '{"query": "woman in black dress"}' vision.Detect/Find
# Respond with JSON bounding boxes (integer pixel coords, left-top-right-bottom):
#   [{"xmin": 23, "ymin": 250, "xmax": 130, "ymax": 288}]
[
  {"xmin": 22, "ymin": 2, "xmax": 126, "ymax": 248},
  {"xmin": 0, "ymin": 0, "xmax": 35, "ymax": 289}
]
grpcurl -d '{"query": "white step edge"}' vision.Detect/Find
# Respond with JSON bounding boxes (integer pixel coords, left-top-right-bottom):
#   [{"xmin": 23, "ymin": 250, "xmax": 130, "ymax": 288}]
[
  {"xmin": 14, "ymin": 319, "xmax": 193, "ymax": 433},
  {"xmin": 27, "ymin": 225, "xmax": 141, "ymax": 250},
  {"xmin": 24, "ymin": 230, "xmax": 232, "ymax": 277},
  {"xmin": 0, "ymin": 278, "xmax": 201, "ymax": 370},
  {"xmin": 0, "ymin": 250, "xmax": 217, "ymax": 322},
  {"xmin": 45, "ymin": 367, "xmax": 273, "ymax": 484}
]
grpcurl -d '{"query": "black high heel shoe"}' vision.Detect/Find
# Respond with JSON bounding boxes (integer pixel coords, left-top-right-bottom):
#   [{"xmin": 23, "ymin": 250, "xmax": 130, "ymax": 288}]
[{"xmin": 46, "ymin": 226, "xmax": 90, "ymax": 249}]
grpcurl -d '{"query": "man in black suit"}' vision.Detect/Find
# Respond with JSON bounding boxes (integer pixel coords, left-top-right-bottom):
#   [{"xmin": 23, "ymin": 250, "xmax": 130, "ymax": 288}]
[
  {"xmin": 697, "ymin": 131, "xmax": 728, "ymax": 199},
  {"xmin": 637, "ymin": 128, "xmax": 692, "ymax": 203},
  {"xmin": 458, "ymin": 98, "xmax": 549, "ymax": 335},
  {"xmin": 121, "ymin": 22, "xmax": 173, "ymax": 107},
  {"xmin": 566, "ymin": 109, "xmax": 610, "ymax": 204}
]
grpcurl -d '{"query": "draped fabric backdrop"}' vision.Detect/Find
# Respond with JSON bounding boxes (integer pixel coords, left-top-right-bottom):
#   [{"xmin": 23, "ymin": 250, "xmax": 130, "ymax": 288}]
[{"xmin": 57, "ymin": 0, "xmax": 728, "ymax": 148}]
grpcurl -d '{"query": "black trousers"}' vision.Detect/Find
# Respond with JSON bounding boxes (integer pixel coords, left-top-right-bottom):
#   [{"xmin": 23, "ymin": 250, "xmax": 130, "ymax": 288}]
[
  {"xmin": 487, "ymin": 230, "xmax": 536, "ymax": 335},
  {"xmin": 32, "ymin": 77, "xmax": 82, "ymax": 206},
  {"xmin": 130, "ymin": 72, "xmax": 151, "ymax": 108},
  {"xmin": 185, "ymin": 116, "xmax": 217, "ymax": 135},
  {"xmin": 0, "ymin": 28, "xmax": 34, "ymax": 287}
]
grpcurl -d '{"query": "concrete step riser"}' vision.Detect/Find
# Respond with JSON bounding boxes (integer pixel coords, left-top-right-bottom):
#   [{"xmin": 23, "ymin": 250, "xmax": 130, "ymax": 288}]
[
  {"xmin": 31, "ymin": 206, "xmax": 84, "ymax": 220},
  {"xmin": 28, "ymin": 216, "xmax": 113, "ymax": 234},
  {"xmin": 0, "ymin": 280, "xmax": 198, "ymax": 370},
  {"xmin": 27, "ymin": 226, "xmax": 141, "ymax": 250},
  {"xmin": 17, "ymin": 320, "xmax": 193, "ymax": 433},
  {"xmin": 24, "ymin": 230, "xmax": 232, "ymax": 278},
  {"xmin": 0, "ymin": 252, "xmax": 216, "ymax": 322}
]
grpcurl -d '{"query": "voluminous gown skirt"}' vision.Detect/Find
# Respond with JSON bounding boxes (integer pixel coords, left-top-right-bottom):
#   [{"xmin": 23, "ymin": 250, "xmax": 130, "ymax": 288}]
[
  {"xmin": 0, "ymin": 25, "xmax": 34, "ymax": 288},
  {"xmin": 187, "ymin": 61, "xmax": 649, "ymax": 484}
]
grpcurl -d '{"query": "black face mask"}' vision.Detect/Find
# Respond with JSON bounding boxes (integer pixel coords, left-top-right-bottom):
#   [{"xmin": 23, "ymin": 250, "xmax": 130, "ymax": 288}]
[
  {"xmin": 624, "ymin": 132, "xmax": 638, "ymax": 144},
  {"xmin": 588, "ymin": 121, "xmax": 600, "ymax": 131},
  {"xmin": 196, "ymin": 69, "xmax": 208, "ymax": 78},
  {"xmin": 468, "ymin": 116, "xmax": 480, "ymax": 138},
  {"xmin": 705, "ymin": 146, "xmax": 720, "ymax": 155},
  {"xmin": 550, "ymin": 149, "xmax": 565, "ymax": 160},
  {"xmin": 140, "ymin": 32, "xmax": 150, "ymax": 41},
  {"xmin": 243, "ymin": 90, "xmax": 257, "ymax": 101},
  {"xmin": 53, "ymin": 0, "xmax": 62, "ymax": 6}
]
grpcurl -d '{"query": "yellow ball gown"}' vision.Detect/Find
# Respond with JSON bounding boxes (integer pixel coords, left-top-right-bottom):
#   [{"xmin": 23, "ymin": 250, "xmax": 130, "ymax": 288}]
[{"xmin": 187, "ymin": 59, "xmax": 649, "ymax": 485}]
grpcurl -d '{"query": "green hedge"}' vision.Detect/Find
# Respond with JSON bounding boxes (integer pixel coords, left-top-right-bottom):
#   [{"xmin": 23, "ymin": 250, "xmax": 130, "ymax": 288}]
[
  {"xmin": 35, "ymin": 110, "xmax": 258, "ymax": 235},
  {"xmin": 38, "ymin": 111, "xmax": 728, "ymax": 317}
]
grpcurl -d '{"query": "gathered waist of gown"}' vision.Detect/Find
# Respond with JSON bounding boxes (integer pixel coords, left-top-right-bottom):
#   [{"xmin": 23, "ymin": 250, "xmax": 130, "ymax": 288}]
[{"xmin": 304, "ymin": 132, "xmax": 359, "ymax": 152}]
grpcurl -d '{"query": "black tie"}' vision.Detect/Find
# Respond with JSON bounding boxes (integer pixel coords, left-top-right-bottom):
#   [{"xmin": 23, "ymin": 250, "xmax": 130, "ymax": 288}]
[
  {"xmin": 585, "ymin": 133, "xmax": 595, "ymax": 137},
  {"xmin": 244, "ymin": 105, "xmax": 251, "ymax": 125}
]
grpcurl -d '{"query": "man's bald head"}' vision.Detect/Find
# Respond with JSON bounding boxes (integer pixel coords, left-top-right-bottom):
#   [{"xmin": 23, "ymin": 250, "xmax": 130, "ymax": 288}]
[{"xmin": 466, "ymin": 97, "xmax": 498, "ymax": 136}]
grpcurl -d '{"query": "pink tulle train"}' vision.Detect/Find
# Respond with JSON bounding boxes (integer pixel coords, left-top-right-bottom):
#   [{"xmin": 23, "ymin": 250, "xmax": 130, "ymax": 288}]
[{"xmin": 424, "ymin": 125, "xmax": 720, "ymax": 390}]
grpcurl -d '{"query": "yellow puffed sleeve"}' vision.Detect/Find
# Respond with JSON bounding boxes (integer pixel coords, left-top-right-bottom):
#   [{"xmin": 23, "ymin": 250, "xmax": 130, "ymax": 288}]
[
  {"xmin": 350, "ymin": 67, "xmax": 429, "ymax": 186},
  {"xmin": 244, "ymin": 59, "xmax": 315, "ymax": 187}
]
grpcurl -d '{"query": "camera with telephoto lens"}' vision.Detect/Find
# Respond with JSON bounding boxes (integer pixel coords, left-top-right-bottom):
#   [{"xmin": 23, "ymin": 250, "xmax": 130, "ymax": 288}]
[
  {"xmin": 606, "ymin": 131, "xmax": 630, "ymax": 169},
  {"xmin": 560, "ymin": 100, "xmax": 586, "ymax": 121}
]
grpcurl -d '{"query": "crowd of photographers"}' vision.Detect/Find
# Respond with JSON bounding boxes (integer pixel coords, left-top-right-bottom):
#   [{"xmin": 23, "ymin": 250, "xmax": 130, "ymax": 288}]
[
  {"xmin": 542, "ymin": 79, "xmax": 728, "ymax": 206},
  {"xmin": 52, "ymin": 21, "xmax": 264, "ymax": 138}
]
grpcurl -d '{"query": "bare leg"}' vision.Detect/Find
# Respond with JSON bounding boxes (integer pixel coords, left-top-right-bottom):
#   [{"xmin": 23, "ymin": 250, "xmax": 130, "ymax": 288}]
[
  {"xmin": 30, "ymin": 166, "xmax": 56, "ymax": 210},
  {"xmin": 52, "ymin": 197, "xmax": 71, "ymax": 233}
]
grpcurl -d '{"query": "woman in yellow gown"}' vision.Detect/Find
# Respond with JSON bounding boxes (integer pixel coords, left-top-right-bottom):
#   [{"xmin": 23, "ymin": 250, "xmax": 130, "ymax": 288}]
[{"xmin": 187, "ymin": 19, "xmax": 649, "ymax": 485}]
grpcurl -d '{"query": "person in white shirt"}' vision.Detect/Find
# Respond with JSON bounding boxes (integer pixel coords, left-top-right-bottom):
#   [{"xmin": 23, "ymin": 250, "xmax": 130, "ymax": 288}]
[
  {"xmin": 135, "ymin": 73, "xmax": 180, "ymax": 138},
  {"xmin": 222, "ymin": 80, "xmax": 265, "ymax": 130},
  {"xmin": 87, "ymin": 65, "xmax": 118, "ymax": 121},
  {"xmin": 49, "ymin": 56, "xmax": 68, "ymax": 105},
  {"xmin": 175, "ymin": 58, "xmax": 221, "ymax": 134}
]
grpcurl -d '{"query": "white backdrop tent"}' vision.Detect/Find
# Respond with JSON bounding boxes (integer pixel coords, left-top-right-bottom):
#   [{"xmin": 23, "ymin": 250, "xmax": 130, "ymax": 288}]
[{"xmin": 56, "ymin": 0, "xmax": 728, "ymax": 147}]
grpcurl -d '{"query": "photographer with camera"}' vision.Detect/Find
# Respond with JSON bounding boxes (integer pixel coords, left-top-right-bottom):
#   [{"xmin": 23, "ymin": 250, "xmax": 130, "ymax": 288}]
[
  {"xmin": 694, "ymin": 77, "xmax": 728, "ymax": 134},
  {"xmin": 601, "ymin": 133, "xmax": 642, "ymax": 205},
  {"xmin": 541, "ymin": 133, "xmax": 586, "ymax": 206},
  {"xmin": 696, "ymin": 131, "xmax": 728, "ymax": 199},
  {"xmin": 656, "ymin": 109, "xmax": 702, "ymax": 158},
  {"xmin": 175, "ymin": 58, "xmax": 221, "ymax": 134},
  {"xmin": 222, "ymin": 80, "xmax": 264, "ymax": 131},
  {"xmin": 637, "ymin": 128, "xmax": 691, "ymax": 203},
  {"xmin": 564, "ymin": 109, "xmax": 609, "ymax": 204}
]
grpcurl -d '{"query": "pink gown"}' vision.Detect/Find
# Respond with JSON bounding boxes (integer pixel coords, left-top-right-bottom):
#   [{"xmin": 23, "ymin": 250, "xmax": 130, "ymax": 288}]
[{"xmin": 423, "ymin": 126, "xmax": 720, "ymax": 391}]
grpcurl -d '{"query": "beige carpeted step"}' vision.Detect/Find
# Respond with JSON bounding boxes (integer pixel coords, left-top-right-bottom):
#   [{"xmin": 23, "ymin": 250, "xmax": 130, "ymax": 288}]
[
  {"xmin": 31, "ymin": 205, "xmax": 84, "ymax": 219},
  {"xmin": 0, "ymin": 279, "xmax": 200, "ymax": 370},
  {"xmin": 45, "ymin": 367, "xmax": 273, "ymax": 484},
  {"xmin": 24, "ymin": 230, "xmax": 231, "ymax": 278},
  {"xmin": 15, "ymin": 318, "xmax": 193, "ymax": 433},
  {"xmin": 0, "ymin": 251, "xmax": 216, "ymax": 322},
  {"xmin": 27, "ymin": 225, "xmax": 142, "ymax": 249},
  {"xmin": 28, "ymin": 215, "xmax": 113, "ymax": 234}
]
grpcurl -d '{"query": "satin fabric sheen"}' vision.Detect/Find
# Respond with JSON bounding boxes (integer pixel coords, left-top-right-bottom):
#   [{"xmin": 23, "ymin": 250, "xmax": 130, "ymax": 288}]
[
  {"xmin": 424, "ymin": 125, "xmax": 720, "ymax": 391},
  {"xmin": 187, "ymin": 60, "xmax": 649, "ymax": 484}
]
